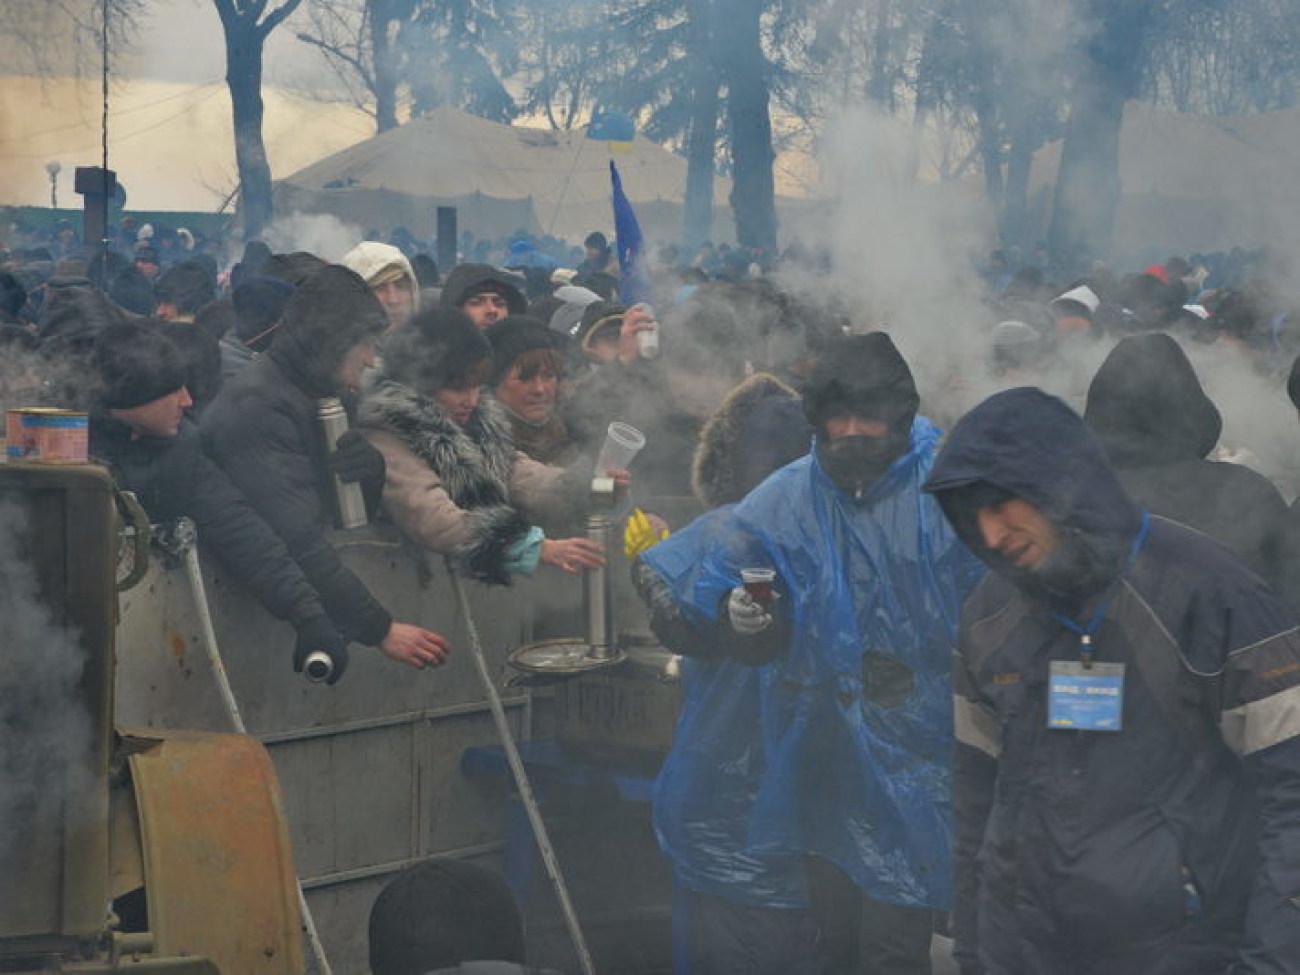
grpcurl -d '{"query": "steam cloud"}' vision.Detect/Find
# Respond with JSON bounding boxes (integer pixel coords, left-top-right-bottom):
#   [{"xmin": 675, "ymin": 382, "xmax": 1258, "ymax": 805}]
[{"xmin": 0, "ymin": 496, "xmax": 94, "ymax": 913}]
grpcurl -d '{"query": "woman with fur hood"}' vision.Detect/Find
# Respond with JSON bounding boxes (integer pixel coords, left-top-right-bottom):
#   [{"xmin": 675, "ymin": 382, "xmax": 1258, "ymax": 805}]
[{"xmin": 358, "ymin": 308, "xmax": 626, "ymax": 585}]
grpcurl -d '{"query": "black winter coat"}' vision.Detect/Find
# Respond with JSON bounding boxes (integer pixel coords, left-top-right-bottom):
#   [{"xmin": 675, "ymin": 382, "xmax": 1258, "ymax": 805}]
[
  {"xmin": 202, "ymin": 330, "xmax": 393, "ymax": 646},
  {"xmin": 1084, "ymin": 332, "xmax": 1288, "ymax": 588},
  {"xmin": 91, "ymin": 415, "xmax": 326, "ymax": 630},
  {"xmin": 926, "ymin": 388, "xmax": 1300, "ymax": 975}
]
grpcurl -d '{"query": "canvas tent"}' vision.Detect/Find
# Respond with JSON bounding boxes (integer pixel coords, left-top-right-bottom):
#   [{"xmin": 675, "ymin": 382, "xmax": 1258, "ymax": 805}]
[{"xmin": 273, "ymin": 105, "xmax": 739, "ymax": 244}]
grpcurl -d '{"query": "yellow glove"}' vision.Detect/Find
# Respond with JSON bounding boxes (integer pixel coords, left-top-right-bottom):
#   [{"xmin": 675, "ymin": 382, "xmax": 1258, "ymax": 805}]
[{"xmin": 624, "ymin": 507, "xmax": 670, "ymax": 559}]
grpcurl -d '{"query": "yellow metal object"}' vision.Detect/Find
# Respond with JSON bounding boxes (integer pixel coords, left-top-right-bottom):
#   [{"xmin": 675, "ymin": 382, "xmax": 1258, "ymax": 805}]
[
  {"xmin": 123, "ymin": 728, "xmax": 306, "ymax": 975},
  {"xmin": 623, "ymin": 508, "xmax": 669, "ymax": 560}
]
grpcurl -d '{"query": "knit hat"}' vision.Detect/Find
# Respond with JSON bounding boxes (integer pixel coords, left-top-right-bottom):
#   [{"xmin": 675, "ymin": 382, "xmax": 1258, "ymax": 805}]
[
  {"xmin": 368, "ymin": 860, "xmax": 525, "ymax": 975},
  {"xmin": 232, "ymin": 275, "xmax": 294, "ymax": 342},
  {"xmin": 380, "ymin": 308, "xmax": 492, "ymax": 393},
  {"xmin": 802, "ymin": 332, "xmax": 919, "ymax": 432},
  {"xmin": 484, "ymin": 316, "xmax": 560, "ymax": 385},
  {"xmin": 91, "ymin": 320, "xmax": 188, "ymax": 410}
]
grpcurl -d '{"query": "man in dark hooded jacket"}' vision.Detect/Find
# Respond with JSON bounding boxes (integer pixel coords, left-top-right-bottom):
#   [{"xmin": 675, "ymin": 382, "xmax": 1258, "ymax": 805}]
[
  {"xmin": 924, "ymin": 387, "xmax": 1300, "ymax": 975},
  {"xmin": 1084, "ymin": 332, "xmax": 1288, "ymax": 589},
  {"xmin": 203, "ymin": 265, "xmax": 452, "ymax": 674},
  {"xmin": 89, "ymin": 321, "xmax": 347, "ymax": 681},
  {"xmin": 438, "ymin": 263, "xmax": 527, "ymax": 330}
]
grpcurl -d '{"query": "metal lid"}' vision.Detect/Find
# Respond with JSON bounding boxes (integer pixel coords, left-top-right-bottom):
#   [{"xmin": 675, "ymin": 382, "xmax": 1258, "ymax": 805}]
[{"xmin": 508, "ymin": 638, "xmax": 626, "ymax": 675}]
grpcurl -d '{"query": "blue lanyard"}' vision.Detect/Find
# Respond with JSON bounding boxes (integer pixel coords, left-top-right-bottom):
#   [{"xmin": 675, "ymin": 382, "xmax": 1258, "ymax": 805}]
[{"xmin": 1050, "ymin": 510, "xmax": 1150, "ymax": 668}]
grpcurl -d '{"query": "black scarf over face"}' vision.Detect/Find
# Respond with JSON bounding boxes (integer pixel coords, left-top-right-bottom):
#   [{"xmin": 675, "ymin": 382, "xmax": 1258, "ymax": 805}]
[
  {"xmin": 816, "ymin": 429, "xmax": 911, "ymax": 498},
  {"xmin": 803, "ymin": 332, "xmax": 919, "ymax": 498}
]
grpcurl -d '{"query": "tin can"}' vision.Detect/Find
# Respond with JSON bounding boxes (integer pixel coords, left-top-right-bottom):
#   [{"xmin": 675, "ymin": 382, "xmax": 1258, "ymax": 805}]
[{"xmin": 6, "ymin": 408, "xmax": 89, "ymax": 464}]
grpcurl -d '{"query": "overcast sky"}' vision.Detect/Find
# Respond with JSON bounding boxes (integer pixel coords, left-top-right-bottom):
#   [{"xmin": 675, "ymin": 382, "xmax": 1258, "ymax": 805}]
[{"xmin": 120, "ymin": 0, "xmax": 339, "ymax": 92}]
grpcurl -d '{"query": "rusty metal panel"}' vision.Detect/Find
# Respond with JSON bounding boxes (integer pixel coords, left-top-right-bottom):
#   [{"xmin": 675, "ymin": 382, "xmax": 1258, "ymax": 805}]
[{"xmin": 125, "ymin": 728, "xmax": 305, "ymax": 975}]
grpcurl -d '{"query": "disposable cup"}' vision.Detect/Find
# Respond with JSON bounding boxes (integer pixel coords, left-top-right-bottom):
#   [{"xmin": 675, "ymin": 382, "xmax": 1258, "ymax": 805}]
[
  {"xmin": 741, "ymin": 567, "xmax": 776, "ymax": 607},
  {"xmin": 596, "ymin": 421, "xmax": 646, "ymax": 473}
]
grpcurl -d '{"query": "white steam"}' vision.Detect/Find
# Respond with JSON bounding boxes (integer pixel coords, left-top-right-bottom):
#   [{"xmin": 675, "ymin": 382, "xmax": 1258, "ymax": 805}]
[{"xmin": 0, "ymin": 496, "xmax": 94, "ymax": 908}]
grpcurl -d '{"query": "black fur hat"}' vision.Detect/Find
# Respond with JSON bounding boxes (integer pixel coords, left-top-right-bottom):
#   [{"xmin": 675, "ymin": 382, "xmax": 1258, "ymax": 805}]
[
  {"xmin": 91, "ymin": 320, "xmax": 188, "ymax": 410},
  {"xmin": 484, "ymin": 315, "xmax": 559, "ymax": 385},
  {"xmin": 381, "ymin": 307, "xmax": 492, "ymax": 393}
]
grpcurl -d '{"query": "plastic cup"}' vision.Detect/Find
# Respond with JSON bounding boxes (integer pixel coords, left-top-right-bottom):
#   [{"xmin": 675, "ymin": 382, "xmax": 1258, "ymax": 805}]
[
  {"xmin": 741, "ymin": 567, "xmax": 776, "ymax": 607},
  {"xmin": 596, "ymin": 421, "xmax": 646, "ymax": 473}
]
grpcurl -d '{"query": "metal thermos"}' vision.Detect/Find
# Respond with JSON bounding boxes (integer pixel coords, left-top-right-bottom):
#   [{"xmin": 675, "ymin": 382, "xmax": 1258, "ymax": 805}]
[
  {"xmin": 303, "ymin": 651, "xmax": 334, "ymax": 683},
  {"xmin": 583, "ymin": 510, "xmax": 615, "ymax": 659},
  {"xmin": 317, "ymin": 397, "xmax": 368, "ymax": 529}
]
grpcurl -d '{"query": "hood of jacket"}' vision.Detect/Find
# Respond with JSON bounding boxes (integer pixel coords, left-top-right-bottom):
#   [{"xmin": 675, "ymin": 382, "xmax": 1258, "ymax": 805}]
[
  {"xmin": 269, "ymin": 264, "xmax": 387, "ymax": 397},
  {"xmin": 438, "ymin": 263, "xmax": 527, "ymax": 315},
  {"xmin": 1083, "ymin": 332, "xmax": 1221, "ymax": 467},
  {"xmin": 342, "ymin": 241, "xmax": 420, "ymax": 308},
  {"xmin": 691, "ymin": 372, "xmax": 810, "ymax": 508},
  {"xmin": 357, "ymin": 373, "xmax": 517, "ymax": 511},
  {"xmin": 924, "ymin": 387, "xmax": 1143, "ymax": 606}
]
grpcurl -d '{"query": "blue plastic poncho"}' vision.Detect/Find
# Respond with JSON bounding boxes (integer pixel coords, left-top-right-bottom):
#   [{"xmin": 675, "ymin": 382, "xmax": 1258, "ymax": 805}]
[
  {"xmin": 656, "ymin": 416, "xmax": 982, "ymax": 909},
  {"xmin": 646, "ymin": 507, "xmax": 810, "ymax": 908}
]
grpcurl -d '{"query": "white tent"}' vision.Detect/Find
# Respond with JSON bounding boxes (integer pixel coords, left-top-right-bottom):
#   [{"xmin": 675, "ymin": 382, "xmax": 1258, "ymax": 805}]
[{"xmin": 274, "ymin": 105, "xmax": 740, "ymax": 244}]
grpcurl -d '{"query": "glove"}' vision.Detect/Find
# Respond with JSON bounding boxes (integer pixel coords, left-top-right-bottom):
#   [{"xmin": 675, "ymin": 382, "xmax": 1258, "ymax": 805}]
[
  {"xmin": 329, "ymin": 430, "xmax": 385, "ymax": 488},
  {"xmin": 726, "ymin": 587, "xmax": 772, "ymax": 636},
  {"xmin": 623, "ymin": 508, "xmax": 670, "ymax": 560},
  {"xmin": 293, "ymin": 615, "xmax": 349, "ymax": 685}
]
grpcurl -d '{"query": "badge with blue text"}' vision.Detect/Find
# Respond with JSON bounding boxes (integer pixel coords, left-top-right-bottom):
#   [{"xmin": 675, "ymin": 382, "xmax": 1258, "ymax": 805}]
[{"xmin": 1047, "ymin": 661, "xmax": 1125, "ymax": 732}]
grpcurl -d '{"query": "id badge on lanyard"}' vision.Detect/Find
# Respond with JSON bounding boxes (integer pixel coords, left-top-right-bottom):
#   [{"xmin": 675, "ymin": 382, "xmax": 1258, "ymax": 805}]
[{"xmin": 1048, "ymin": 659, "xmax": 1125, "ymax": 731}]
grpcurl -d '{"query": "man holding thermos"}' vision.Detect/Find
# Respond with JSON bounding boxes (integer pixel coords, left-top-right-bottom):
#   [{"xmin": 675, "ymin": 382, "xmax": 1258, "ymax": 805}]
[{"xmin": 204, "ymin": 265, "xmax": 452, "ymax": 680}]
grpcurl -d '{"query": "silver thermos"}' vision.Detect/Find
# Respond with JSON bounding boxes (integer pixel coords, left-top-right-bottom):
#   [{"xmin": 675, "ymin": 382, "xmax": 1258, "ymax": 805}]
[{"xmin": 317, "ymin": 397, "xmax": 369, "ymax": 530}]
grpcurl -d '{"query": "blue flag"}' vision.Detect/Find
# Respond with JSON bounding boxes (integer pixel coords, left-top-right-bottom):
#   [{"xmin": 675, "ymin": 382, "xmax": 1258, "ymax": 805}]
[{"xmin": 610, "ymin": 160, "xmax": 653, "ymax": 305}]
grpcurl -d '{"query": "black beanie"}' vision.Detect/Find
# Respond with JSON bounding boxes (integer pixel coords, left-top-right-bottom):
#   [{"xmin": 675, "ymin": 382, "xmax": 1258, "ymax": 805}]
[
  {"xmin": 484, "ymin": 315, "xmax": 559, "ymax": 385},
  {"xmin": 91, "ymin": 320, "xmax": 188, "ymax": 410},
  {"xmin": 368, "ymin": 859, "xmax": 524, "ymax": 975},
  {"xmin": 381, "ymin": 307, "xmax": 492, "ymax": 392},
  {"xmin": 232, "ymin": 275, "xmax": 294, "ymax": 341},
  {"xmin": 802, "ymin": 332, "xmax": 919, "ymax": 431}
]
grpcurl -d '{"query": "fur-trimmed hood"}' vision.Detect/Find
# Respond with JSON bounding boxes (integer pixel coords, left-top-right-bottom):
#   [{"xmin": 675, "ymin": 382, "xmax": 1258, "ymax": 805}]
[
  {"xmin": 358, "ymin": 375, "xmax": 517, "ymax": 509},
  {"xmin": 691, "ymin": 372, "xmax": 811, "ymax": 508},
  {"xmin": 358, "ymin": 374, "xmax": 534, "ymax": 585}
]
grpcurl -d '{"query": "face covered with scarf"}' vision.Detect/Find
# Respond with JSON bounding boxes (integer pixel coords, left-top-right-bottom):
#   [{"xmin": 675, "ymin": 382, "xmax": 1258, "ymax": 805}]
[{"xmin": 803, "ymin": 332, "xmax": 920, "ymax": 498}]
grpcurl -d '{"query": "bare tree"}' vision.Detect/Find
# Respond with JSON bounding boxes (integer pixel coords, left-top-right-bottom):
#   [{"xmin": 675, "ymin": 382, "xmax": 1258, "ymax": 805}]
[
  {"xmin": 213, "ymin": 0, "xmax": 304, "ymax": 239},
  {"xmin": 296, "ymin": 0, "xmax": 407, "ymax": 132},
  {"xmin": 0, "ymin": 0, "xmax": 142, "ymax": 79}
]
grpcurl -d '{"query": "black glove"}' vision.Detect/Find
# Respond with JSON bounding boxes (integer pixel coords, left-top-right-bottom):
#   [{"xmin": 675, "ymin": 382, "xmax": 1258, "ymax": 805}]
[
  {"xmin": 329, "ymin": 430, "xmax": 385, "ymax": 488},
  {"xmin": 293, "ymin": 615, "xmax": 349, "ymax": 685}
]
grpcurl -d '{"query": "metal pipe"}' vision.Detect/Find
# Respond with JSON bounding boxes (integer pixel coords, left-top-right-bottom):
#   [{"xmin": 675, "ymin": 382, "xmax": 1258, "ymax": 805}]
[
  {"xmin": 182, "ymin": 543, "xmax": 336, "ymax": 975},
  {"xmin": 446, "ymin": 560, "xmax": 598, "ymax": 975},
  {"xmin": 583, "ymin": 512, "xmax": 614, "ymax": 659}
]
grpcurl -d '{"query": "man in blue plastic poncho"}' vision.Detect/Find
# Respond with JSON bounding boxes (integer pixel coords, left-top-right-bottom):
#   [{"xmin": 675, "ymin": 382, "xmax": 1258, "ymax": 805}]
[
  {"xmin": 643, "ymin": 333, "xmax": 981, "ymax": 975},
  {"xmin": 923, "ymin": 388, "xmax": 1300, "ymax": 975}
]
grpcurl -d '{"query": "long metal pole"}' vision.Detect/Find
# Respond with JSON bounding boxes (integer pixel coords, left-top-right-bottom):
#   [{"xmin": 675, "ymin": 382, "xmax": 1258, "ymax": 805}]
[
  {"xmin": 183, "ymin": 544, "xmax": 335, "ymax": 975},
  {"xmin": 445, "ymin": 561, "xmax": 598, "ymax": 975}
]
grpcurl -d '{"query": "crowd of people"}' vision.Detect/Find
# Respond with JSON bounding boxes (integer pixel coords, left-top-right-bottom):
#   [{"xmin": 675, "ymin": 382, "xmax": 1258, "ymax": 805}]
[{"xmin": 4, "ymin": 211, "xmax": 1300, "ymax": 974}]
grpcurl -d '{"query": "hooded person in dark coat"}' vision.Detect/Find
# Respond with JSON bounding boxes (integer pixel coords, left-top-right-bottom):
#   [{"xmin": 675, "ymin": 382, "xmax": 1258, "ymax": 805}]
[
  {"xmin": 924, "ymin": 387, "xmax": 1300, "ymax": 975},
  {"xmin": 438, "ymin": 263, "xmax": 527, "ymax": 330},
  {"xmin": 203, "ymin": 265, "xmax": 452, "ymax": 673},
  {"xmin": 1083, "ymin": 332, "xmax": 1288, "ymax": 589},
  {"xmin": 89, "ymin": 321, "xmax": 348, "ymax": 681}
]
